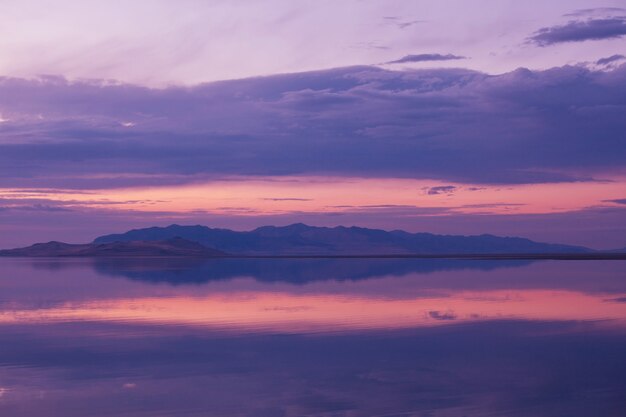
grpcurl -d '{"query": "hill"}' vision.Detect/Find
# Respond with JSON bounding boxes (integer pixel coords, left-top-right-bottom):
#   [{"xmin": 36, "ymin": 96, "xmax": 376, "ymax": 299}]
[{"xmin": 0, "ymin": 237, "xmax": 227, "ymax": 258}]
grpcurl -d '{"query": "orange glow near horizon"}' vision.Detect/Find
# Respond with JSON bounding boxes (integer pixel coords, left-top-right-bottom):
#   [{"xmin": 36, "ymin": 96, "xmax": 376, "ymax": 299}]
[
  {"xmin": 2, "ymin": 175, "xmax": 626, "ymax": 219},
  {"xmin": 3, "ymin": 289, "xmax": 626, "ymax": 333}
]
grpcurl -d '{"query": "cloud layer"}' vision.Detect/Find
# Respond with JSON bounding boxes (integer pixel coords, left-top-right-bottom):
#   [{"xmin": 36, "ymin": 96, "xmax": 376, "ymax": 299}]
[{"xmin": 0, "ymin": 63, "xmax": 625, "ymax": 189}]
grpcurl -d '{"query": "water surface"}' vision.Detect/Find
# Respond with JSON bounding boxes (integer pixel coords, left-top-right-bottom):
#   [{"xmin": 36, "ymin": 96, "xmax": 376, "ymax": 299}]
[{"xmin": 1, "ymin": 258, "xmax": 625, "ymax": 416}]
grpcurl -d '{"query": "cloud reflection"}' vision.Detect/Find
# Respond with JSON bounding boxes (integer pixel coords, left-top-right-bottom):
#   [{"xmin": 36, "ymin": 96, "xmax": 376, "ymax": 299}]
[{"xmin": 2, "ymin": 288, "xmax": 626, "ymax": 333}]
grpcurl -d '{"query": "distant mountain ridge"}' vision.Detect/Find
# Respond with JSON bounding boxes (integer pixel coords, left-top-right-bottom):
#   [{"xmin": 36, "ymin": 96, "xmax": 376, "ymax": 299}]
[
  {"xmin": 0, "ymin": 238, "xmax": 226, "ymax": 258},
  {"xmin": 93, "ymin": 223, "xmax": 591, "ymax": 255}
]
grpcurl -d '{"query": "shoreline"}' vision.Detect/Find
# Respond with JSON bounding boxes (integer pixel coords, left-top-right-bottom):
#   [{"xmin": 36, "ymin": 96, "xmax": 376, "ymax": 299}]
[{"xmin": 1, "ymin": 253, "xmax": 625, "ymax": 260}]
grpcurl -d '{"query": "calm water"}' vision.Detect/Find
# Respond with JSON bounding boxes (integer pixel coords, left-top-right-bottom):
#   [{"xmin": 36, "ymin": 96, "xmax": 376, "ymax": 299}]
[{"xmin": 0, "ymin": 258, "xmax": 625, "ymax": 417}]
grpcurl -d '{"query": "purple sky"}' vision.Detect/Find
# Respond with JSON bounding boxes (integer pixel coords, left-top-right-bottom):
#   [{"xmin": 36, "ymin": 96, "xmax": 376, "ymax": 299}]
[
  {"xmin": 1, "ymin": 1, "xmax": 625, "ymax": 249},
  {"xmin": 2, "ymin": 0, "xmax": 625, "ymax": 85}
]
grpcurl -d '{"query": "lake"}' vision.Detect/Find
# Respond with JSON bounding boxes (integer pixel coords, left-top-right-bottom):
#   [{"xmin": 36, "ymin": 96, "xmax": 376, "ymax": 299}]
[{"xmin": 0, "ymin": 258, "xmax": 625, "ymax": 416}]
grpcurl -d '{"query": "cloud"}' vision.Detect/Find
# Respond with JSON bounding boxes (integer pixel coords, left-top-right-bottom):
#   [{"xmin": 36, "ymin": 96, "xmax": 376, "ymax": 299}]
[
  {"xmin": 386, "ymin": 53, "xmax": 465, "ymax": 64},
  {"xmin": 5, "ymin": 189, "xmax": 95, "ymax": 195},
  {"xmin": 604, "ymin": 198, "xmax": 626, "ymax": 205},
  {"xmin": 460, "ymin": 203, "xmax": 525, "ymax": 209},
  {"xmin": 0, "ymin": 63, "xmax": 625, "ymax": 189},
  {"xmin": 0, "ymin": 196, "xmax": 165, "ymax": 213},
  {"xmin": 322, "ymin": 204, "xmax": 454, "ymax": 217},
  {"xmin": 529, "ymin": 18, "xmax": 626, "ymax": 46},
  {"xmin": 564, "ymin": 8, "xmax": 626, "ymax": 17},
  {"xmin": 382, "ymin": 16, "xmax": 424, "ymax": 29},
  {"xmin": 0, "ymin": 203, "xmax": 73, "ymax": 212},
  {"xmin": 350, "ymin": 41, "xmax": 389, "ymax": 51},
  {"xmin": 426, "ymin": 186, "xmax": 457, "ymax": 195},
  {"xmin": 428, "ymin": 310, "xmax": 457, "ymax": 320},
  {"xmin": 596, "ymin": 54, "xmax": 626, "ymax": 66},
  {"xmin": 396, "ymin": 20, "xmax": 423, "ymax": 29}
]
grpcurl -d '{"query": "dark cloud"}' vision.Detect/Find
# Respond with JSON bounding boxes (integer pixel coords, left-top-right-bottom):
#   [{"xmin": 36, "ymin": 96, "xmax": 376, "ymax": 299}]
[
  {"xmin": 0, "ymin": 64, "xmax": 625, "ymax": 189},
  {"xmin": 386, "ymin": 53, "xmax": 465, "ymax": 64},
  {"xmin": 426, "ymin": 186, "xmax": 457, "ymax": 195},
  {"xmin": 604, "ymin": 198, "xmax": 626, "ymax": 205},
  {"xmin": 529, "ymin": 18, "xmax": 626, "ymax": 46},
  {"xmin": 596, "ymin": 54, "xmax": 626, "ymax": 65},
  {"xmin": 428, "ymin": 310, "xmax": 457, "ymax": 320}
]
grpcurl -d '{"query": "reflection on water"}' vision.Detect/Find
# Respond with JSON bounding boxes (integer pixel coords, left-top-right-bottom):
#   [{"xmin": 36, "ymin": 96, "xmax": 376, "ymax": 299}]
[
  {"xmin": 48, "ymin": 257, "xmax": 537, "ymax": 283},
  {"xmin": 0, "ymin": 258, "xmax": 625, "ymax": 416}
]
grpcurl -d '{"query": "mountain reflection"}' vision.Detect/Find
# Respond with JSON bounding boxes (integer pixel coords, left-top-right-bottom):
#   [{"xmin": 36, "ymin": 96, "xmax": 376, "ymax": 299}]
[{"xmin": 60, "ymin": 257, "xmax": 534, "ymax": 284}]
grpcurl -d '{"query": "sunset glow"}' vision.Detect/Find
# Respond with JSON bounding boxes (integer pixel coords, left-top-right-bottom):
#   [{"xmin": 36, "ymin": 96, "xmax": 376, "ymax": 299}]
[
  {"xmin": 4, "ymin": 288, "xmax": 626, "ymax": 333},
  {"xmin": 3, "ymin": 175, "xmax": 626, "ymax": 214}
]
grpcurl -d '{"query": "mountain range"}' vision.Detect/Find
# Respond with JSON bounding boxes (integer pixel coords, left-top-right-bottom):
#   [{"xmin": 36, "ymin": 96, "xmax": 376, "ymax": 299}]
[
  {"xmin": 91, "ymin": 223, "xmax": 592, "ymax": 255},
  {"xmin": 3, "ymin": 223, "xmax": 623, "ymax": 258}
]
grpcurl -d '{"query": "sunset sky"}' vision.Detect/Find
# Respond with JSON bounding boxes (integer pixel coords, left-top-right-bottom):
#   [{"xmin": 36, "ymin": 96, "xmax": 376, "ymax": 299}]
[{"xmin": 1, "ymin": 0, "xmax": 625, "ymax": 249}]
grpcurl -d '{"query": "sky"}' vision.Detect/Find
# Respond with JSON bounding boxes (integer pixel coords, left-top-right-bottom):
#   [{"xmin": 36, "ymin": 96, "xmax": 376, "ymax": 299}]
[{"xmin": 0, "ymin": 0, "xmax": 625, "ymax": 249}]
